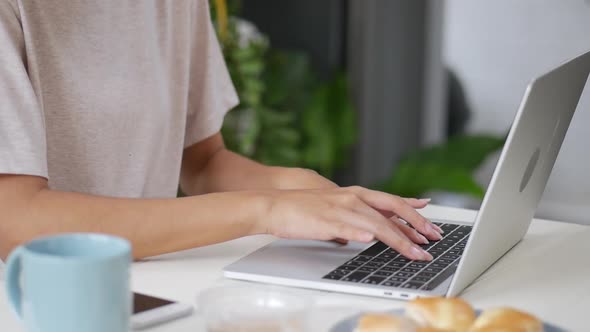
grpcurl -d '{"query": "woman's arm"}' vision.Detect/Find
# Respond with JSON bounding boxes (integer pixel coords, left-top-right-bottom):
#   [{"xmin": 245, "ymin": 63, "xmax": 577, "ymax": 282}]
[
  {"xmin": 0, "ymin": 177, "xmax": 440, "ymax": 262},
  {"xmin": 0, "ymin": 174, "xmax": 264, "ymax": 260}
]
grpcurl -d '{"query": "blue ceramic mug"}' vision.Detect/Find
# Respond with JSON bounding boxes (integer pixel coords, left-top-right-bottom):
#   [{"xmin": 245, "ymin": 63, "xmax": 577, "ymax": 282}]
[{"xmin": 5, "ymin": 233, "xmax": 132, "ymax": 332}]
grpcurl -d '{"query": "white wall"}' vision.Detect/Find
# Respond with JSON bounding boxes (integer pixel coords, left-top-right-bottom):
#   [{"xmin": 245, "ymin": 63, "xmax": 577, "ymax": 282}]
[{"xmin": 444, "ymin": 0, "xmax": 590, "ymax": 224}]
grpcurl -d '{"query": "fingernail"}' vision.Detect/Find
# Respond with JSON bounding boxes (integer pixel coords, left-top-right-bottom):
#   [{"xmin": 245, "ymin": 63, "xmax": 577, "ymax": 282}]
[
  {"xmin": 427, "ymin": 224, "xmax": 442, "ymax": 239},
  {"xmin": 410, "ymin": 247, "xmax": 424, "ymax": 260},
  {"xmin": 419, "ymin": 198, "xmax": 432, "ymax": 203},
  {"xmin": 422, "ymin": 249, "xmax": 433, "ymax": 261},
  {"xmin": 418, "ymin": 234, "xmax": 429, "ymax": 244},
  {"xmin": 360, "ymin": 232, "xmax": 374, "ymax": 242},
  {"xmin": 434, "ymin": 224, "xmax": 444, "ymax": 234}
]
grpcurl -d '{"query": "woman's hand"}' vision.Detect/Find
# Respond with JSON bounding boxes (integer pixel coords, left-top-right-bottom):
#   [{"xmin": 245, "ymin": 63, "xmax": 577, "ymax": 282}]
[{"xmin": 254, "ymin": 186, "xmax": 443, "ymax": 261}]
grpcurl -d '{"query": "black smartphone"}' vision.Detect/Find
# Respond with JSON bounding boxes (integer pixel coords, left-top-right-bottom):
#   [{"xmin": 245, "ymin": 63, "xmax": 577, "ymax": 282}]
[{"xmin": 132, "ymin": 292, "xmax": 193, "ymax": 330}]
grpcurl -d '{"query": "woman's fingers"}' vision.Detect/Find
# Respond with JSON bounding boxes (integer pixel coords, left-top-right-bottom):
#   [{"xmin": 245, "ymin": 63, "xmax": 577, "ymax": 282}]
[
  {"xmin": 403, "ymin": 197, "xmax": 431, "ymax": 209},
  {"xmin": 327, "ymin": 220, "xmax": 374, "ymax": 243},
  {"xmin": 265, "ymin": 188, "xmax": 438, "ymax": 261},
  {"xmin": 376, "ymin": 208, "xmax": 396, "ymax": 218},
  {"xmin": 403, "ymin": 198, "xmax": 444, "ymax": 233},
  {"xmin": 337, "ymin": 202, "xmax": 432, "ymax": 261},
  {"xmin": 375, "ymin": 222, "xmax": 432, "ymax": 261},
  {"xmin": 392, "ymin": 218, "xmax": 429, "ymax": 245},
  {"xmin": 348, "ymin": 186, "xmax": 442, "ymax": 240},
  {"xmin": 373, "ymin": 198, "xmax": 428, "ymax": 219}
]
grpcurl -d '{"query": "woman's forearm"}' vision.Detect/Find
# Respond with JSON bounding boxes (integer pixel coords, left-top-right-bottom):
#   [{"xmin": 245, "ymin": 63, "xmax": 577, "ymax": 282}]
[
  {"xmin": 0, "ymin": 176, "xmax": 266, "ymax": 259},
  {"xmin": 1, "ymin": 174, "xmax": 441, "ymax": 262}
]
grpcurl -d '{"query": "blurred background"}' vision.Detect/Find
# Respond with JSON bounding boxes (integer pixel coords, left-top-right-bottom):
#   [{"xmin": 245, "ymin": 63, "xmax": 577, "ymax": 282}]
[{"xmin": 210, "ymin": 0, "xmax": 590, "ymax": 225}]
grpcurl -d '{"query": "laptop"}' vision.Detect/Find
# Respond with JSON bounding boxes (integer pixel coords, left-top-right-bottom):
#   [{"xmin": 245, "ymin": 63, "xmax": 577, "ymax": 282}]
[{"xmin": 224, "ymin": 50, "xmax": 590, "ymax": 300}]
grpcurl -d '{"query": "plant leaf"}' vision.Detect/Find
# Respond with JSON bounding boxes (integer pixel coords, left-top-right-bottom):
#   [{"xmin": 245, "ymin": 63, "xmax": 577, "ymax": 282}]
[
  {"xmin": 384, "ymin": 161, "xmax": 486, "ymax": 199},
  {"xmin": 404, "ymin": 135, "xmax": 505, "ymax": 171}
]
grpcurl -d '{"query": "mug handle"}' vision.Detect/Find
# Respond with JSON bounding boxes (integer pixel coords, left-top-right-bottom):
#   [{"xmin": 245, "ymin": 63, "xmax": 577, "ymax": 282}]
[{"xmin": 5, "ymin": 246, "xmax": 24, "ymax": 318}]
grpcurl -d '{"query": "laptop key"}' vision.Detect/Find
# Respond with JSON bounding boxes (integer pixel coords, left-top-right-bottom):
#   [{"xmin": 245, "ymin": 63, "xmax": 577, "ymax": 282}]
[
  {"xmin": 370, "ymin": 258, "xmax": 388, "ymax": 264},
  {"xmin": 387, "ymin": 277, "xmax": 407, "ymax": 284},
  {"xmin": 441, "ymin": 239, "xmax": 457, "ymax": 246},
  {"xmin": 436, "ymin": 243, "xmax": 453, "ymax": 250},
  {"xmin": 352, "ymin": 256, "xmax": 372, "ymax": 263},
  {"xmin": 386, "ymin": 262, "xmax": 406, "ymax": 269},
  {"xmin": 373, "ymin": 270, "xmax": 394, "ymax": 277},
  {"xmin": 382, "ymin": 280, "xmax": 402, "ymax": 287},
  {"xmin": 341, "ymin": 263, "xmax": 362, "ymax": 270},
  {"xmin": 383, "ymin": 248, "xmax": 399, "ymax": 255},
  {"xmin": 445, "ymin": 250, "xmax": 460, "ymax": 256},
  {"xmin": 342, "ymin": 272, "xmax": 370, "ymax": 282},
  {"xmin": 409, "ymin": 276, "xmax": 431, "ymax": 283},
  {"xmin": 357, "ymin": 266, "xmax": 378, "ymax": 273},
  {"xmin": 416, "ymin": 271, "xmax": 437, "ymax": 279},
  {"xmin": 409, "ymin": 262, "xmax": 428, "ymax": 269},
  {"xmin": 460, "ymin": 225, "xmax": 472, "ymax": 232},
  {"xmin": 424, "ymin": 266, "xmax": 443, "ymax": 274},
  {"xmin": 454, "ymin": 227, "xmax": 471, "ymax": 237},
  {"xmin": 448, "ymin": 233, "xmax": 462, "ymax": 240},
  {"xmin": 436, "ymin": 258, "xmax": 455, "ymax": 265},
  {"xmin": 323, "ymin": 273, "xmax": 344, "ymax": 280},
  {"xmin": 393, "ymin": 271, "xmax": 414, "ymax": 278},
  {"xmin": 401, "ymin": 267, "xmax": 421, "ymax": 274},
  {"xmin": 392, "ymin": 257, "xmax": 411, "ymax": 264},
  {"xmin": 400, "ymin": 281, "xmax": 423, "ymax": 289},
  {"xmin": 428, "ymin": 250, "xmax": 445, "ymax": 257},
  {"xmin": 381, "ymin": 266, "xmax": 403, "ymax": 273},
  {"xmin": 376, "ymin": 253, "xmax": 396, "ymax": 260},
  {"xmin": 362, "ymin": 276, "xmax": 386, "ymax": 285},
  {"xmin": 330, "ymin": 269, "xmax": 350, "ymax": 275},
  {"xmin": 443, "ymin": 255, "xmax": 460, "ymax": 261},
  {"xmin": 429, "ymin": 263, "xmax": 446, "ymax": 269},
  {"xmin": 343, "ymin": 261, "xmax": 364, "ymax": 267}
]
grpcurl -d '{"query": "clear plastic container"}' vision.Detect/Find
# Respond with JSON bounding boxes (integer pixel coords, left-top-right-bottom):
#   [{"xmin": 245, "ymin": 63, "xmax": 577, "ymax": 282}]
[{"xmin": 197, "ymin": 285, "xmax": 312, "ymax": 332}]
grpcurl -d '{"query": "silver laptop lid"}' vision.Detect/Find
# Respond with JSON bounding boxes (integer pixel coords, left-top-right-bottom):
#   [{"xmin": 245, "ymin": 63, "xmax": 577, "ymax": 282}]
[{"xmin": 447, "ymin": 50, "xmax": 590, "ymax": 296}]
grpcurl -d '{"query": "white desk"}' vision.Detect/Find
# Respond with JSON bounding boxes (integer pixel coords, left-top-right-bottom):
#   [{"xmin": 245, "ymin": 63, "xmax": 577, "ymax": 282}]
[{"xmin": 1, "ymin": 205, "xmax": 589, "ymax": 331}]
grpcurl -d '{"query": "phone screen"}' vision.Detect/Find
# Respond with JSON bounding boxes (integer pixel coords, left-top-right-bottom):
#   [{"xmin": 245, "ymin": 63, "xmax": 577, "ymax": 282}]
[{"xmin": 133, "ymin": 292, "xmax": 175, "ymax": 314}]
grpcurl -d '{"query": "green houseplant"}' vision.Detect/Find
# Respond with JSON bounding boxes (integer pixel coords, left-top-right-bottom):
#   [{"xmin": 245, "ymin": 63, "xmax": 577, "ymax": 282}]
[
  {"xmin": 378, "ymin": 135, "xmax": 505, "ymax": 200},
  {"xmin": 211, "ymin": 0, "xmax": 357, "ymax": 177}
]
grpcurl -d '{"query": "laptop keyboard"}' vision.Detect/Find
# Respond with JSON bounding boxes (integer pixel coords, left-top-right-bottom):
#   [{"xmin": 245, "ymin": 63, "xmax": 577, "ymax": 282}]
[{"xmin": 322, "ymin": 222, "xmax": 471, "ymax": 291}]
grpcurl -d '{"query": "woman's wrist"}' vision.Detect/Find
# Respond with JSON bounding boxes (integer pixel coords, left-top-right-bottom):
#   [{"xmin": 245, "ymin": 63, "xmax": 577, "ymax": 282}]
[{"xmin": 238, "ymin": 190, "xmax": 274, "ymax": 236}]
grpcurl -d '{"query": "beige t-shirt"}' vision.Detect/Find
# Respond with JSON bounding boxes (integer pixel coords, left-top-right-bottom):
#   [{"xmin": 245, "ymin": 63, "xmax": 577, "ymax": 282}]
[{"xmin": 0, "ymin": 0, "xmax": 238, "ymax": 198}]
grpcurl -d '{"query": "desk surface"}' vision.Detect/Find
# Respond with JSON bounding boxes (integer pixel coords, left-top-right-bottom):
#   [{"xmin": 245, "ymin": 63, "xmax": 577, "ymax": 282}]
[{"xmin": 1, "ymin": 205, "xmax": 589, "ymax": 331}]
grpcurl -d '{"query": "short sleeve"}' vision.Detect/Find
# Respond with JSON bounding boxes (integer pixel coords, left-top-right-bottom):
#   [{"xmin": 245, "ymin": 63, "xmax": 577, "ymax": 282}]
[
  {"xmin": 184, "ymin": 0, "xmax": 239, "ymax": 148},
  {"xmin": 0, "ymin": 1, "xmax": 48, "ymax": 178}
]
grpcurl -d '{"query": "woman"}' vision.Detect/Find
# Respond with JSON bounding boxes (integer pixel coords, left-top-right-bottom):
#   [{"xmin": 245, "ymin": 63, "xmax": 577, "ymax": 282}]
[{"xmin": 0, "ymin": 0, "xmax": 441, "ymax": 261}]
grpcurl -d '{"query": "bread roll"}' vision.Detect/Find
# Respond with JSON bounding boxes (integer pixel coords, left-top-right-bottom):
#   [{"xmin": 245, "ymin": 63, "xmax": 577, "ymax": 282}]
[
  {"xmin": 469, "ymin": 308, "xmax": 542, "ymax": 332},
  {"xmin": 405, "ymin": 297, "xmax": 476, "ymax": 332},
  {"xmin": 355, "ymin": 313, "xmax": 418, "ymax": 332}
]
